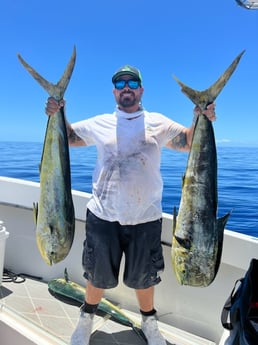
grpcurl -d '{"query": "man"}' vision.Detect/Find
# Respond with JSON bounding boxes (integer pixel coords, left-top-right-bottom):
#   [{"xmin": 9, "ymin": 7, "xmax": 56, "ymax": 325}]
[{"xmin": 46, "ymin": 65, "xmax": 216, "ymax": 345}]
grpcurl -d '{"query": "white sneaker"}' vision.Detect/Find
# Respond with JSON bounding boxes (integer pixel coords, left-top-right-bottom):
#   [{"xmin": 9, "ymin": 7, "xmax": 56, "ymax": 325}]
[
  {"xmin": 70, "ymin": 312, "xmax": 94, "ymax": 345},
  {"xmin": 142, "ymin": 314, "xmax": 167, "ymax": 345}
]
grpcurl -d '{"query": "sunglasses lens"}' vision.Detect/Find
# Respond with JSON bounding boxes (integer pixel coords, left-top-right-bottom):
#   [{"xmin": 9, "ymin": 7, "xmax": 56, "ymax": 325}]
[
  {"xmin": 128, "ymin": 80, "xmax": 140, "ymax": 89},
  {"xmin": 114, "ymin": 79, "xmax": 140, "ymax": 90},
  {"xmin": 114, "ymin": 80, "xmax": 126, "ymax": 90}
]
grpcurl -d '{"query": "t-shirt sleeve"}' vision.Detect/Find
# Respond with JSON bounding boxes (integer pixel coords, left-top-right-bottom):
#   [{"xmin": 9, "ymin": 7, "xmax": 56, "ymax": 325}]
[
  {"xmin": 151, "ymin": 112, "xmax": 185, "ymax": 146},
  {"xmin": 71, "ymin": 119, "xmax": 95, "ymax": 146},
  {"xmin": 165, "ymin": 118, "xmax": 185, "ymax": 144}
]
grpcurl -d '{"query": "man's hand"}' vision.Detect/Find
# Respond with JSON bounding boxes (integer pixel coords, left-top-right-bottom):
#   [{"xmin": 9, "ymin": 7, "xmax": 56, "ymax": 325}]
[
  {"xmin": 194, "ymin": 103, "xmax": 216, "ymax": 122},
  {"xmin": 45, "ymin": 97, "xmax": 65, "ymax": 116}
]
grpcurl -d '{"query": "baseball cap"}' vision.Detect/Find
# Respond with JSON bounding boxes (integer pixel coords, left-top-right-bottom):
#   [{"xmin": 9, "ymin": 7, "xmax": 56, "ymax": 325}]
[{"xmin": 112, "ymin": 65, "xmax": 142, "ymax": 84}]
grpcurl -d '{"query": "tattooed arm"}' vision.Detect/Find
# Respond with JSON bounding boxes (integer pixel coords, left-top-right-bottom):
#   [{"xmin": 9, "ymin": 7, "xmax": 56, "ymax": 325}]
[
  {"xmin": 45, "ymin": 97, "xmax": 86, "ymax": 147},
  {"xmin": 66, "ymin": 123, "xmax": 85, "ymax": 147},
  {"xmin": 168, "ymin": 129, "xmax": 192, "ymax": 152},
  {"xmin": 167, "ymin": 103, "xmax": 216, "ymax": 152}
]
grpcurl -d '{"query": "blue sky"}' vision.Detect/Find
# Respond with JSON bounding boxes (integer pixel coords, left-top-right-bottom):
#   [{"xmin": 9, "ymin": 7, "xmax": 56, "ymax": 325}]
[{"xmin": 1, "ymin": 0, "xmax": 258, "ymax": 145}]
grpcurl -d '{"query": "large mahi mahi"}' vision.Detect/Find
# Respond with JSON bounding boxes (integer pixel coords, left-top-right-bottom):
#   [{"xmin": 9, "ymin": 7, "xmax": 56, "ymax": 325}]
[
  {"xmin": 171, "ymin": 51, "xmax": 244, "ymax": 287},
  {"xmin": 17, "ymin": 48, "xmax": 76, "ymax": 265}
]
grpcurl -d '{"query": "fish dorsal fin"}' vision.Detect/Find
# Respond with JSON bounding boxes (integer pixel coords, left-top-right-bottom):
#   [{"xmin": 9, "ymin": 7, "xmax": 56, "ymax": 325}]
[
  {"xmin": 173, "ymin": 51, "xmax": 245, "ymax": 110},
  {"xmin": 17, "ymin": 47, "xmax": 76, "ymax": 100},
  {"xmin": 64, "ymin": 268, "xmax": 69, "ymax": 282}
]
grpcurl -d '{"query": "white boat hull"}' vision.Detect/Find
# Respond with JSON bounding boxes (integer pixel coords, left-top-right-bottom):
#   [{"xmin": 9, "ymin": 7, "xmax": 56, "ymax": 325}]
[{"xmin": 1, "ymin": 176, "xmax": 257, "ymax": 344}]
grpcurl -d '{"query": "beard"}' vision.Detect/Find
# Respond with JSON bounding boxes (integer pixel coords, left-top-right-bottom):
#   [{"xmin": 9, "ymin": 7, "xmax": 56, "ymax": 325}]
[{"xmin": 117, "ymin": 91, "xmax": 140, "ymax": 108}]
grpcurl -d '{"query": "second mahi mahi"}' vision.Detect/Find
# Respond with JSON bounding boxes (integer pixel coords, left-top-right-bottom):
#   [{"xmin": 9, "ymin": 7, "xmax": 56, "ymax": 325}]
[
  {"xmin": 171, "ymin": 51, "xmax": 244, "ymax": 287},
  {"xmin": 17, "ymin": 48, "xmax": 76, "ymax": 265}
]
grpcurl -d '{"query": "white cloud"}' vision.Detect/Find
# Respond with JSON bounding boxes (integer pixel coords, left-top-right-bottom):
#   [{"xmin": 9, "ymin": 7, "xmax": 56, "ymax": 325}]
[{"xmin": 216, "ymin": 139, "xmax": 231, "ymax": 144}]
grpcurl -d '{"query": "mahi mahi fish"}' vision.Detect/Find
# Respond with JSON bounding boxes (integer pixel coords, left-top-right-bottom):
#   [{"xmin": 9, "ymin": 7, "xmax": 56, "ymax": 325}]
[
  {"xmin": 171, "ymin": 51, "xmax": 244, "ymax": 287},
  {"xmin": 48, "ymin": 269, "xmax": 146, "ymax": 342},
  {"xmin": 17, "ymin": 48, "xmax": 76, "ymax": 265}
]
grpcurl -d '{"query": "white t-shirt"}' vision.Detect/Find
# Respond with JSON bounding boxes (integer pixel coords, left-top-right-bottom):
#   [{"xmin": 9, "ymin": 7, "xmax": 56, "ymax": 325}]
[{"xmin": 72, "ymin": 107, "xmax": 184, "ymax": 225}]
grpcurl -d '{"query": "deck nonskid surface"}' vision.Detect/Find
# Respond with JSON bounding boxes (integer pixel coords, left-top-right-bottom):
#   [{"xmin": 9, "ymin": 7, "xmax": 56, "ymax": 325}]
[{"xmin": 0, "ymin": 274, "xmax": 214, "ymax": 345}]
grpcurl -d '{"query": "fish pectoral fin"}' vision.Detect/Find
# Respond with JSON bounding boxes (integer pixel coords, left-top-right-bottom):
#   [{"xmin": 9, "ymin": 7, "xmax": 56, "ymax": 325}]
[
  {"xmin": 174, "ymin": 235, "xmax": 191, "ymax": 250},
  {"xmin": 33, "ymin": 202, "xmax": 38, "ymax": 225},
  {"xmin": 48, "ymin": 224, "xmax": 54, "ymax": 235}
]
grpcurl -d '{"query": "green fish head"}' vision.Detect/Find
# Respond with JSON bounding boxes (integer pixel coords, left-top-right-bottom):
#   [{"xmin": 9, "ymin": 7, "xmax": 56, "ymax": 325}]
[
  {"xmin": 172, "ymin": 246, "xmax": 217, "ymax": 287},
  {"xmin": 36, "ymin": 228, "xmax": 70, "ymax": 266}
]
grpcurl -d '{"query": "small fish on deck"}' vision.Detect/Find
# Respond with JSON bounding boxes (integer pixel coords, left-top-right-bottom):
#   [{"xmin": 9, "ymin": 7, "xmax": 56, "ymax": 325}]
[{"xmin": 48, "ymin": 269, "xmax": 146, "ymax": 342}]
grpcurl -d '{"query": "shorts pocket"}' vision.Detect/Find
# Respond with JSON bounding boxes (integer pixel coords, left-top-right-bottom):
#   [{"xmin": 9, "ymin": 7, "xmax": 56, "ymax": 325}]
[
  {"xmin": 150, "ymin": 251, "xmax": 164, "ymax": 282},
  {"xmin": 82, "ymin": 240, "xmax": 94, "ymax": 280}
]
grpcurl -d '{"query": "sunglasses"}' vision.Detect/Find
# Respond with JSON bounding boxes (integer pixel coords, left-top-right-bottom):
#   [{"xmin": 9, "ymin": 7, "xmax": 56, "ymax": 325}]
[{"xmin": 114, "ymin": 79, "xmax": 141, "ymax": 90}]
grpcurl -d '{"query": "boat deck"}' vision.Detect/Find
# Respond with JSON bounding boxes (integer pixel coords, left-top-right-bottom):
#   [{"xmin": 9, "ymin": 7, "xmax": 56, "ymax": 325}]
[{"xmin": 0, "ymin": 272, "xmax": 216, "ymax": 345}]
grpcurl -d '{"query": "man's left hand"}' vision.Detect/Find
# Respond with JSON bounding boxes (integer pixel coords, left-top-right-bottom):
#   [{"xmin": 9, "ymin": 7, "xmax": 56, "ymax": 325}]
[{"xmin": 194, "ymin": 103, "xmax": 216, "ymax": 122}]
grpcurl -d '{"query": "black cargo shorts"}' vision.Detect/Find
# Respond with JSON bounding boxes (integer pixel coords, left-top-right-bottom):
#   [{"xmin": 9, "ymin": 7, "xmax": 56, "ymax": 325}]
[{"xmin": 82, "ymin": 209, "xmax": 164, "ymax": 289}]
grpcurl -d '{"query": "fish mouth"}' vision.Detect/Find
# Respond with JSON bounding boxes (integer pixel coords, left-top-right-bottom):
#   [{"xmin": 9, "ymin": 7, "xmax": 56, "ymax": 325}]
[
  {"xmin": 47, "ymin": 251, "xmax": 59, "ymax": 266},
  {"xmin": 44, "ymin": 251, "xmax": 67, "ymax": 266}
]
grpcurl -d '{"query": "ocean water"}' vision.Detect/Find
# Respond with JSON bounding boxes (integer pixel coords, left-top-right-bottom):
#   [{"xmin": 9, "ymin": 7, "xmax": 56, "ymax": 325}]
[{"xmin": 0, "ymin": 141, "xmax": 257, "ymax": 237}]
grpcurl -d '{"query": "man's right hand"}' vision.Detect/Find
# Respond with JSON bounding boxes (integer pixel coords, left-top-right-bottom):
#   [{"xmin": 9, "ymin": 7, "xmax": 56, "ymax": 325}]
[{"xmin": 45, "ymin": 97, "xmax": 65, "ymax": 116}]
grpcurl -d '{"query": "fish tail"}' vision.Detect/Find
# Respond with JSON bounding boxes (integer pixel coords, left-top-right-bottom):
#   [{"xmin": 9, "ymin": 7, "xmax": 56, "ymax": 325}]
[
  {"xmin": 17, "ymin": 47, "xmax": 76, "ymax": 99},
  {"xmin": 173, "ymin": 51, "xmax": 245, "ymax": 109}
]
